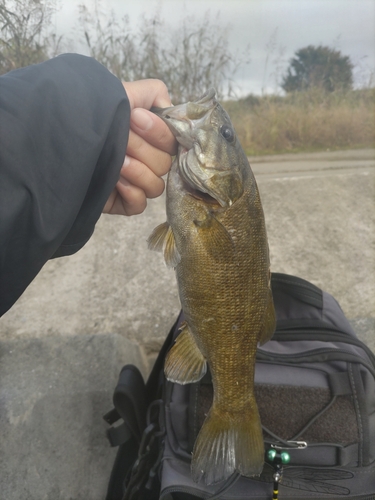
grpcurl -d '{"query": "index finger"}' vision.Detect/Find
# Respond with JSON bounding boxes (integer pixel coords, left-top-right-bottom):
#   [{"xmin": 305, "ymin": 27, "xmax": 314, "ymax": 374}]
[{"xmin": 130, "ymin": 108, "xmax": 177, "ymax": 155}]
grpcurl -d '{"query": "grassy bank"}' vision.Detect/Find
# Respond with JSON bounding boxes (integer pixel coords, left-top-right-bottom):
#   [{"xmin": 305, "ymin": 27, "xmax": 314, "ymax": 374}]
[{"xmin": 223, "ymin": 88, "xmax": 375, "ymax": 155}]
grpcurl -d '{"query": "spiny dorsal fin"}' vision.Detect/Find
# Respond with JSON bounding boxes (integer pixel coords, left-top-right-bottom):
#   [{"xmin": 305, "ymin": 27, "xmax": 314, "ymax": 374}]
[
  {"xmin": 147, "ymin": 221, "xmax": 181, "ymax": 268},
  {"xmin": 165, "ymin": 322, "xmax": 207, "ymax": 384}
]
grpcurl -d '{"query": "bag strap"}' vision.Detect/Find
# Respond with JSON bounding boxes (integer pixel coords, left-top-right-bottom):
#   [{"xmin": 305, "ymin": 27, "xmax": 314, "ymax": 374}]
[
  {"xmin": 104, "ymin": 312, "xmax": 182, "ymax": 500},
  {"xmin": 104, "ymin": 365, "xmax": 148, "ymax": 500},
  {"xmin": 105, "ymin": 436, "xmax": 139, "ymax": 500},
  {"xmin": 271, "ymin": 272, "xmax": 323, "ymax": 308}
]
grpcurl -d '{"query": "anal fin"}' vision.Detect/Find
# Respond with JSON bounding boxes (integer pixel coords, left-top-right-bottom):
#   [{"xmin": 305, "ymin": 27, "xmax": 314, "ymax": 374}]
[{"xmin": 165, "ymin": 322, "xmax": 207, "ymax": 384}]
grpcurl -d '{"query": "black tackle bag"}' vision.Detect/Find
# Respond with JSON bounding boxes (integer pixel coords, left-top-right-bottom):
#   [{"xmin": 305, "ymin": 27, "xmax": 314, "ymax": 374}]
[{"xmin": 104, "ymin": 273, "xmax": 375, "ymax": 500}]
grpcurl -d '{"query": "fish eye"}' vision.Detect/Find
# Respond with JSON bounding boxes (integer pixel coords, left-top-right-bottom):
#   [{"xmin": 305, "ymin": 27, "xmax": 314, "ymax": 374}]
[{"xmin": 220, "ymin": 124, "xmax": 235, "ymax": 143}]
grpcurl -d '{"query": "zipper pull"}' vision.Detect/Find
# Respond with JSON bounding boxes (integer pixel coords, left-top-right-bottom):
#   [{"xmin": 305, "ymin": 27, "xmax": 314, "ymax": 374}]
[{"xmin": 266, "ymin": 448, "xmax": 291, "ymax": 500}]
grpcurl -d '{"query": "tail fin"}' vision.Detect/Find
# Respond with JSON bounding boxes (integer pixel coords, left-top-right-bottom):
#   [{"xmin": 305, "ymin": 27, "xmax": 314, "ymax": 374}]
[{"xmin": 191, "ymin": 403, "xmax": 264, "ymax": 485}]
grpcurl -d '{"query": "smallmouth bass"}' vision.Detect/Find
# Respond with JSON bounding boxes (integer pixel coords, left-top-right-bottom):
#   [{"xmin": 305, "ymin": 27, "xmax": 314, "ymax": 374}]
[{"xmin": 148, "ymin": 89, "xmax": 276, "ymax": 485}]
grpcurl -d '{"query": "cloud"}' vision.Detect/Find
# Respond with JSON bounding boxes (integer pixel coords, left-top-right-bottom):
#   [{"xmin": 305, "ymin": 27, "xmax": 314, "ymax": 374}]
[{"xmin": 54, "ymin": 0, "xmax": 375, "ymax": 95}]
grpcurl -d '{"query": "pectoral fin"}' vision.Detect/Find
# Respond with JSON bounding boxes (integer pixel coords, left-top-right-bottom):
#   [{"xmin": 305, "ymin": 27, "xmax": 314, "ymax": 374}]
[
  {"xmin": 258, "ymin": 289, "xmax": 276, "ymax": 345},
  {"xmin": 165, "ymin": 322, "xmax": 207, "ymax": 384},
  {"xmin": 147, "ymin": 221, "xmax": 181, "ymax": 268},
  {"xmin": 194, "ymin": 213, "xmax": 235, "ymax": 261}
]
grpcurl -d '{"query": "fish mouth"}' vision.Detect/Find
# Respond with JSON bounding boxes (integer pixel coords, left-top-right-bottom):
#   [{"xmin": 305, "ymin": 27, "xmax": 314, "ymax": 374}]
[
  {"xmin": 152, "ymin": 89, "xmax": 240, "ymax": 208},
  {"xmin": 151, "ymin": 88, "xmax": 216, "ymax": 150}
]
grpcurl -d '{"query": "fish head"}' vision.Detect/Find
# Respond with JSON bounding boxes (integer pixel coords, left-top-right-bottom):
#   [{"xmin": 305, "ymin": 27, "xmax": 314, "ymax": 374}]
[{"xmin": 153, "ymin": 88, "xmax": 249, "ymax": 208}]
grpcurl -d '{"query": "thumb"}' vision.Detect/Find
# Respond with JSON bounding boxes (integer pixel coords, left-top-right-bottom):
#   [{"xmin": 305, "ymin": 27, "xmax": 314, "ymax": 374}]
[{"xmin": 123, "ymin": 79, "xmax": 172, "ymax": 110}]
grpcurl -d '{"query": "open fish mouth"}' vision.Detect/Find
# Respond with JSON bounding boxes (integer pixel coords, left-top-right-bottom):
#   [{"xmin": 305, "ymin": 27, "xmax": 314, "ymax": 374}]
[
  {"xmin": 151, "ymin": 88, "xmax": 216, "ymax": 150},
  {"xmin": 152, "ymin": 89, "xmax": 237, "ymax": 207}
]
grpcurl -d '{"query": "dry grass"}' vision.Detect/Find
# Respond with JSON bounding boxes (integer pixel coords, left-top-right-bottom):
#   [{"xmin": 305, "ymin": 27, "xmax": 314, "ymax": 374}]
[{"xmin": 223, "ymin": 88, "xmax": 375, "ymax": 155}]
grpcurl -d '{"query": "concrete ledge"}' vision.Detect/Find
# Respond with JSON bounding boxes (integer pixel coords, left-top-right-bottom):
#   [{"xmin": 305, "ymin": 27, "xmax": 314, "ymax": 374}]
[
  {"xmin": 1, "ymin": 322, "xmax": 373, "ymax": 500},
  {"xmin": 2, "ymin": 167, "xmax": 374, "ymax": 358},
  {"xmin": 249, "ymin": 147, "xmax": 375, "ymax": 164},
  {"xmin": 0, "ymin": 150, "xmax": 374, "ymax": 498},
  {"xmin": 350, "ymin": 317, "xmax": 375, "ymax": 352},
  {"xmin": 0, "ymin": 334, "xmax": 147, "ymax": 500}
]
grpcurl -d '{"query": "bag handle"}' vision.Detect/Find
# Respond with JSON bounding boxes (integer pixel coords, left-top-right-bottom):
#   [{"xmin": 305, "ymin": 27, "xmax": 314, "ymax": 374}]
[{"xmin": 104, "ymin": 364, "xmax": 147, "ymax": 446}]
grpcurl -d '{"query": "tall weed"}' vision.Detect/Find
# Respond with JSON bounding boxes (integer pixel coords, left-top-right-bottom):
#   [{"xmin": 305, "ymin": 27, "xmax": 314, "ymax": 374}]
[{"xmin": 223, "ymin": 88, "xmax": 375, "ymax": 155}]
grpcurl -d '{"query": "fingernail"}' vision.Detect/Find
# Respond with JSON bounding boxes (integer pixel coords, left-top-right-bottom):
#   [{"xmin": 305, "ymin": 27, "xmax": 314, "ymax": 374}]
[
  {"xmin": 131, "ymin": 108, "xmax": 153, "ymax": 131},
  {"xmin": 122, "ymin": 155, "xmax": 131, "ymax": 168}
]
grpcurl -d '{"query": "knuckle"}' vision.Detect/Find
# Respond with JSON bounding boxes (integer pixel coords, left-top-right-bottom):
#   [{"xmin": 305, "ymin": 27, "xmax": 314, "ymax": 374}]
[
  {"xmin": 150, "ymin": 78, "xmax": 168, "ymax": 94},
  {"xmin": 128, "ymin": 130, "xmax": 143, "ymax": 151},
  {"xmin": 157, "ymin": 80, "xmax": 169, "ymax": 95},
  {"xmin": 158, "ymin": 153, "xmax": 172, "ymax": 175},
  {"xmin": 125, "ymin": 193, "xmax": 147, "ymax": 216},
  {"xmin": 128, "ymin": 162, "xmax": 146, "ymax": 183},
  {"xmin": 148, "ymin": 179, "xmax": 165, "ymax": 199}
]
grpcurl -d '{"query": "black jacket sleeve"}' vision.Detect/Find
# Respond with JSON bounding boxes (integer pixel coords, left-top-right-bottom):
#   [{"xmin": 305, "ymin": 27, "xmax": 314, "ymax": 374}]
[{"xmin": 0, "ymin": 54, "xmax": 130, "ymax": 316}]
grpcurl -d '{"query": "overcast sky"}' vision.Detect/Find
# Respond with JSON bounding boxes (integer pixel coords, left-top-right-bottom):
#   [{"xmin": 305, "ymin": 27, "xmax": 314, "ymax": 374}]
[{"xmin": 54, "ymin": 0, "xmax": 375, "ymax": 96}]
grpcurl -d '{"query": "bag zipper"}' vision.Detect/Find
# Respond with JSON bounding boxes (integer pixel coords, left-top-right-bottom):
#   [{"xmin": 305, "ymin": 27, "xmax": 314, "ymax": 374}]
[
  {"xmin": 257, "ymin": 347, "xmax": 375, "ymax": 377},
  {"xmin": 161, "ymin": 484, "xmax": 375, "ymax": 500},
  {"xmin": 271, "ymin": 329, "xmax": 375, "ymax": 366}
]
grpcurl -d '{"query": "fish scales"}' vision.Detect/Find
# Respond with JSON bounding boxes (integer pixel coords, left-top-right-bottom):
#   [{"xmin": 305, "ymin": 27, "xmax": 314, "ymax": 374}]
[{"xmin": 148, "ymin": 88, "xmax": 276, "ymax": 486}]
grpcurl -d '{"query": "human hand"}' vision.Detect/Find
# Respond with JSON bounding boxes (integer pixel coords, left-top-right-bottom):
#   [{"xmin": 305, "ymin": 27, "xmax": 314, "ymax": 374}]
[{"xmin": 103, "ymin": 79, "xmax": 177, "ymax": 216}]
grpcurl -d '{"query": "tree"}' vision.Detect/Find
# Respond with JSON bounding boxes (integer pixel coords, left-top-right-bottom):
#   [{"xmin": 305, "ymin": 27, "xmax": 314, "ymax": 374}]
[
  {"xmin": 0, "ymin": 0, "xmax": 247, "ymax": 100},
  {"xmin": 281, "ymin": 45, "xmax": 353, "ymax": 93},
  {"xmin": 0, "ymin": 0, "xmax": 61, "ymax": 75}
]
